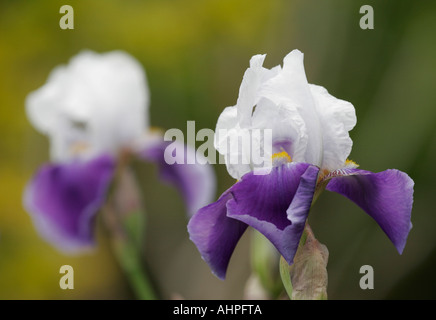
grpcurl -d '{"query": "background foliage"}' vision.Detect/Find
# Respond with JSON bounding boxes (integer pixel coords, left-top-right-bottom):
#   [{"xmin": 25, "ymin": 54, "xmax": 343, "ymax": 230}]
[{"xmin": 1, "ymin": 0, "xmax": 435, "ymax": 299}]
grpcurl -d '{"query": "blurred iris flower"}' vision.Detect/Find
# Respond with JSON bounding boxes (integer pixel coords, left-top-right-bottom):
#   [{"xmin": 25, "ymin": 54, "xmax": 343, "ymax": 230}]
[
  {"xmin": 188, "ymin": 50, "xmax": 414, "ymax": 280},
  {"xmin": 24, "ymin": 50, "xmax": 215, "ymax": 252}
]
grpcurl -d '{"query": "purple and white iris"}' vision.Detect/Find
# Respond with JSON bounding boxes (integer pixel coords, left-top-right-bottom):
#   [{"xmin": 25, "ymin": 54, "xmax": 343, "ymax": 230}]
[
  {"xmin": 24, "ymin": 50, "xmax": 215, "ymax": 252},
  {"xmin": 188, "ymin": 50, "xmax": 414, "ymax": 280}
]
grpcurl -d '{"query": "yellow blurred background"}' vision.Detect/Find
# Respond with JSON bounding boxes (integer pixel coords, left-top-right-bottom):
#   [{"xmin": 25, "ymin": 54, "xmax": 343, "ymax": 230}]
[{"xmin": 1, "ymin": 0, "xmax": 436, "ymax": 299}]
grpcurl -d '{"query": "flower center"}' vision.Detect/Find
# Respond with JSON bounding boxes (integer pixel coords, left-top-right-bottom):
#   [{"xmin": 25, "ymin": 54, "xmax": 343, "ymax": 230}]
[
  {"xmin": 69, "ymin": 141, "xmax": 90, "ymax": 156},
  {"xmin": 317, "ymin": 158, "xmax": 360, "ymax": 184},
  {"xmin": 272, "ymin": 150, "xmax": 292, "ymax": 166},
  {"xmin": 344, "ymin": 159, "xmax": 359, "ymax": 168}
]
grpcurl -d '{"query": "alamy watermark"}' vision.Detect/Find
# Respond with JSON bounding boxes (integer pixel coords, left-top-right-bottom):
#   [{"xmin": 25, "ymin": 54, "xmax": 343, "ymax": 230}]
[
  {"xmin": 59, "ymin": 265, "xmax": 74, "ymax": 289},
  {"xmin": 59, "ymin": 5, "xmax": 74, "ymax": 30},
  {"xmin": 359, "ymin": 5, "xmax": 374, "ymax": 30},
  {"xmin": 359, "ymin": 265, "xmax": 374, "ymax": 290},
  {"xmin": 60, "ymin": 4, "xmax": 374, "ymax": 31},
  {"xmin": 163, "ymin": 121, "xmax": 273, "ymax": 174}
]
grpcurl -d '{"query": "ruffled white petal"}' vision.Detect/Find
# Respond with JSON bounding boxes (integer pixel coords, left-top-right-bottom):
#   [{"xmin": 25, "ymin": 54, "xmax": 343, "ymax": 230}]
[
  {"xmin": 214, "ymin": 107, "xmax": 251, "ymax": 179},
  {"xmin": 214, "ymin": 54, "xmax": 287, "ymax": 179},
  {"xmin": 215, "ymin": 49, "xmax": 357, "ymax": 178},
  {"xmin": 236, "ymin": 54, "xmax": 280, "ymax": 127},
  {"xmin": 310, "ymin": 84, "xmax": 356, "ymax": 171},
  {"xmin": 26, "ymin": 50, "xmax": 149, "ymax": 162},
  {"xmin": 259, "ymin": 50, "xmax": 323, "ymax": 167}
]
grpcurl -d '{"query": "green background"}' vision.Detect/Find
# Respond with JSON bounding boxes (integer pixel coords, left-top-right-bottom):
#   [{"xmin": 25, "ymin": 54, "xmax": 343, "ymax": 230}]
[{"xmin": 1, "ymin": 0, "xmax": 435, "ymax": 299}]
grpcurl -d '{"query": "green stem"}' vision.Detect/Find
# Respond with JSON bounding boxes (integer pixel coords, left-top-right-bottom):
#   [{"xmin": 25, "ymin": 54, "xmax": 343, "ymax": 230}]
[
  {"xmin": 103, "ymin": 201, "xmax": 158, "ymax": 300},
  {"xmin": 113, "ymin": 238, "xmax": 157, "ymax": 300},
  {"xmin": 102, "ymin": 153, "xmax": 158, "ymax": 300}
]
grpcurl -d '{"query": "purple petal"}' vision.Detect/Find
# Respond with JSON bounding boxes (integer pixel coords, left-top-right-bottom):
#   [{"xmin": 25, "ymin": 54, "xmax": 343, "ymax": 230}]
[
  {"xmin": 227, "ymin": 163, "xmax": 319, "ymax": 265},
  {"xmin": 139, "ymin": 138, "xmax": 216, "ymax": 217},
  {"xmin": 187, "ymin": 191, "xmax": 248, "ymax": 280},
  {"xmin": 188, "ymin": 162, "xmax": 318, "ymax": 279},
  {"xmin": 23, "ymin": 155, "xmax": 115, "ymax": 252},
  {"xmin": 326, "ymin": 168, "xmax": 414, "ymax": 254}
]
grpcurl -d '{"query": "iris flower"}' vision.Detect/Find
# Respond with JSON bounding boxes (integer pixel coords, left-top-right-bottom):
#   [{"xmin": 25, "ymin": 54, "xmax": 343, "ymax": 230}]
[
  {"xmin": 188, "ymin": 50, "xmax": 414, "ymax": 280},
  {"xmin": 24, "ymin": 50, "xmax": 215, "ymax": 252}
]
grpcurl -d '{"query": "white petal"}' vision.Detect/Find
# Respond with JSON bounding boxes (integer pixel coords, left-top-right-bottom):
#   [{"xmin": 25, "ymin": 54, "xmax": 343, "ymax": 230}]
[
  {"xmin": 26, "ymin": 50, "xmax": 149, "ymax": 162},
  {"xmin": 259, "ymin": 50, "xmax": 323, "ymax": 167},
  {"xmin": 214, "ymin": 54, "xmax": 282, "ymax": 179},
  {"xmin": 251, "ymin": 98, "xmax": 308, "ymax": 162},
  {"xmin": 214, "ymin": 107, "xmax": 251, "ymax": 179},
  {"xmin": 310, "ymin": 84, "xmax": 356, "ymax": 171},
  {"xmin": 236, "ymin": 54, "xmax": 280, "ymax": 127},
  {"xmin": 26, "ymin": 75, "xmax": 63, "ymax": 135},
  {"xmin": 214, "ymin": 49, "xmax": 357, "ymax": 179}
]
